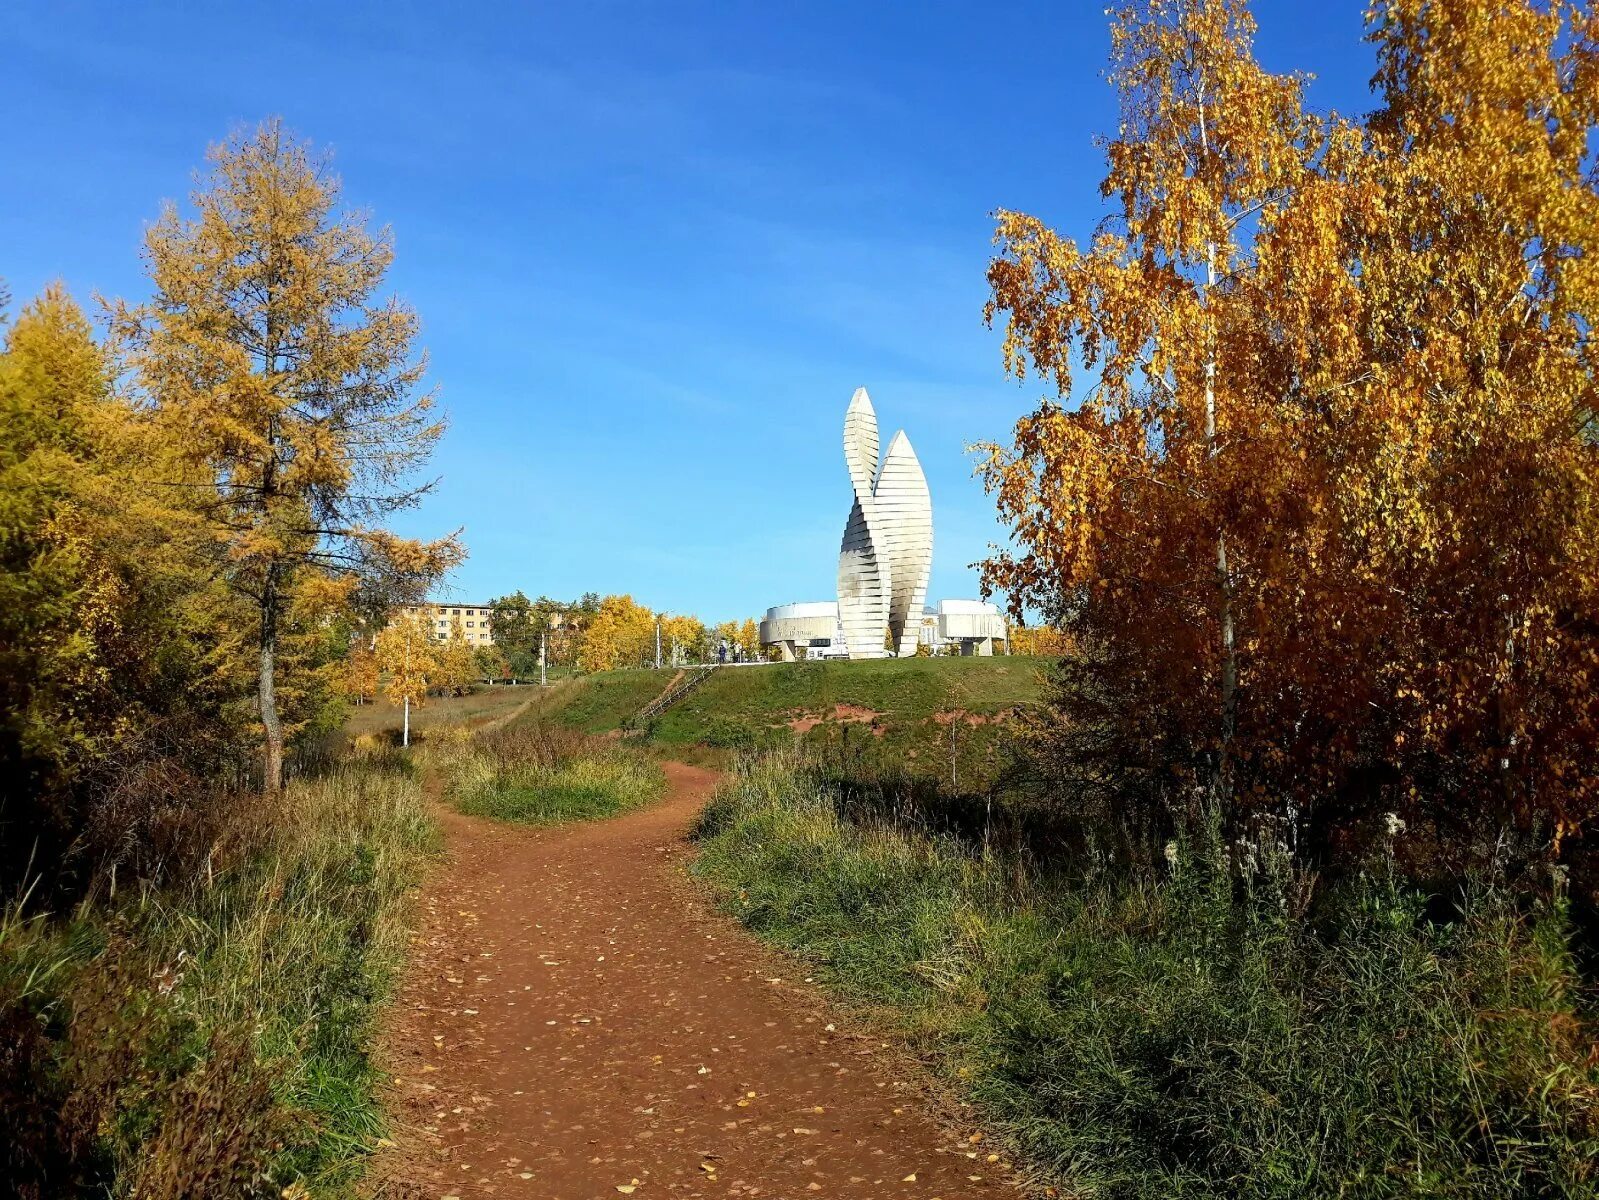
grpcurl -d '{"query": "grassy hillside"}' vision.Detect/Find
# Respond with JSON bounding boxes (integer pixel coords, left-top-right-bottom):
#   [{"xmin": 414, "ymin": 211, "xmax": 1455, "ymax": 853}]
[
  {"xmin": 652, "ymin": 655, "xmax": 1046, "ymax": 745},
  {"xmin": 515, "ymin": 656, "xmax": 1051, "ymax": 787},
  {"xmin": 534, "ymin": 667, "xmax": 680, "ymax": 733}
]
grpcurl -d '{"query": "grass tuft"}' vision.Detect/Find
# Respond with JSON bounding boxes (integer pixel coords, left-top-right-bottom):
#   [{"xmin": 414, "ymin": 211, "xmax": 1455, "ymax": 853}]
[{"xmin": 427, "ymin": 720, "xmax": 666, "ymax": 825}]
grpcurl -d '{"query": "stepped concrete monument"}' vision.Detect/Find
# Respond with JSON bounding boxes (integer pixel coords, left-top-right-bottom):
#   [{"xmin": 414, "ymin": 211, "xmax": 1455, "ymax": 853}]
[{"xmin": 836, "ymin": 388, "xmax": 932, "ymax": 659}]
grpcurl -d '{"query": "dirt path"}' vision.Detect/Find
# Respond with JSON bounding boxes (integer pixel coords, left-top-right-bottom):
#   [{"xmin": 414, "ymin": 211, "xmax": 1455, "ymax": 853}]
[{"xmin": 374, "ymin": 762, "xmax": 1010, "ymax": 1199}]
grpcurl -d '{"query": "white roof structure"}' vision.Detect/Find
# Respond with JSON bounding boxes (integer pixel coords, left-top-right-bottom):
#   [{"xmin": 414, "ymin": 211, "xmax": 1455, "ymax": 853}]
[
  {"xmin": 836, "ymin": 388, "xmax": 932, "ymax": 659},
  {"xmin": 937, "ymin": 599, "xmax": 1007, "ymax": 643},
  {"xmin": 764, "ymin": 601, "xmax": 839, "ymax": 621},
  {"xmin": 936, "ymin": 599, "xmax": 997, "ymax": 615}
]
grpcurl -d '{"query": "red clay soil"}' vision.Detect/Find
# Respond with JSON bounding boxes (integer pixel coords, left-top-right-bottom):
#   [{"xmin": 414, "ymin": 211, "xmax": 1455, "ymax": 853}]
[
  {"xmin": 371, "ymin": 761, "xmax": 1014, "ymax": 1199},
  {"xmin": 785, "ymin": 705, "xmax": 884, "ymax": 736}
]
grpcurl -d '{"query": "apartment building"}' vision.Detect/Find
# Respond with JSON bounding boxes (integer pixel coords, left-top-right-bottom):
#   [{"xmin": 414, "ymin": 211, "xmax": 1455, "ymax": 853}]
[{"xmin": 396, "ymin": 601, "xmax": 496, "ymax": 647}]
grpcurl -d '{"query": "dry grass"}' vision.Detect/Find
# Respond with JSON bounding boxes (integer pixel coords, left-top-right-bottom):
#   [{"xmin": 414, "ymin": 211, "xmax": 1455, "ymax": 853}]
[
  {"xmin": 424, "ymin": 721, "xmax": 666, "ymax": 826},
  {"xmin": 0, "ymin": 748, "xmax": 437, "ymax": 1198}
]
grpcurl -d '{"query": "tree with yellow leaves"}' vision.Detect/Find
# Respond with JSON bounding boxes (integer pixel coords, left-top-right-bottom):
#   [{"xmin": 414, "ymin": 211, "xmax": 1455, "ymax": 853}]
[
  {"xmin": 577, "ymin": 595, "xmax": 657, "ymax": 672},
  {"xmin": 436, "ymin": 617, "xmax": 479, "ymax": 697},
  {"xmin": 114, "ymin": 121, "xmax": 461, "ymax": 792},
  {"xmin": 660, "ymin": 613, "xmax": 707, "ymax": 665},
  {"xmin": 0, "ymin": 284, "xmax": 249, "ymax": 885},
  {"xmin": 343, "ymin": 643, "xmax": 379, "ymax": 705},
  {"xmin": 374, "ymin": 611, "xmax": 435, "ymax": 744},
  {"xmin": 737, "ymin": 619, "xmax": 760, "ymax": 662},
  {"xmin": 1009, "ymin": 626, "xmax": 1073, "ymax": 659},
  {"xmin": 982, "ymin": 0, "xmax": 1599, "ymax": 877},
  {"xmin": 985, "ymin": 0, "xmax": 1316, "ymax": 796}
]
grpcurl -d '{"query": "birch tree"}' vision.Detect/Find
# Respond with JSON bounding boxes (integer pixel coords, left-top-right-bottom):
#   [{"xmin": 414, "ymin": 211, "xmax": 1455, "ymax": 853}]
[{"xmin": 983, "ymin": 0, "xmax": 1315, "ymax": 795}]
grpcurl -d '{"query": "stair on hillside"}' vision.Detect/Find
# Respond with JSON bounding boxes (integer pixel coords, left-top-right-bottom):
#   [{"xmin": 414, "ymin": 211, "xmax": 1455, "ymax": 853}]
[{"xmin": 627, "ymin": 665, "xmax": 716, "ymax": 730}]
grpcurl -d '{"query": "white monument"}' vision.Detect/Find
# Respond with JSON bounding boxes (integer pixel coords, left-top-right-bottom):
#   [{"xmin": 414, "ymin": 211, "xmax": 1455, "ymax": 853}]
[{"xmin": 836, "ymin": 388, "xmax": 932, "ymax": 659}]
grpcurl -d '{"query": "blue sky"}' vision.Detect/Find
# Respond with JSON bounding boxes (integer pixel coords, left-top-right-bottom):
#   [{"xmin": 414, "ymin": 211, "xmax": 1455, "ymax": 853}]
[{"xmin": 4, "ymin": 2, "xmax": 1377, "ymax": 624}]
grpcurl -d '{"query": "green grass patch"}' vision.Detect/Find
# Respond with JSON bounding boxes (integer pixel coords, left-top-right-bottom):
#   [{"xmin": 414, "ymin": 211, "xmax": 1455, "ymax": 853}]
[
  {"xmin": 428, "ymin": 721, "xmax": 666, "ymax": 826},
  {"xmin": 1, "ymin": 749, "xmax": 437, "ymax": 1197},
  {"xmin": 692, "ymin": 754, "xmax": 1599, "ymax": 1199},
  {"xmin": 656, "ymin": 655, "xmax": 1047, "ymax": 741},
  {"xmin": 531, "ymin": 667, "xmax": 680, "ymax": 734}
]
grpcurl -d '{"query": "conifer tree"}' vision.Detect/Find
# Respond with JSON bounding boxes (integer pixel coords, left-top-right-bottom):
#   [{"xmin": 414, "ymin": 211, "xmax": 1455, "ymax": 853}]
[{"xmin": 117, "ymin": 121, "xmax": 460, "ymax": 791}]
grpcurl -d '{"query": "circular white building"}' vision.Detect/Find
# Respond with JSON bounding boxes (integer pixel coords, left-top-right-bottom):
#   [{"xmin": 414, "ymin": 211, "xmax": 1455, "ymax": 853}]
[{"xmin": 758, "ymin": 601, "xmax": 843, "ymax": 662}]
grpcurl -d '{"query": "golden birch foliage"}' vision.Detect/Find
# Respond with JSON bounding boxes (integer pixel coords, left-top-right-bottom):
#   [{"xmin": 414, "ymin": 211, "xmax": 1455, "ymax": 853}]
[
  {"xmin": 113, "ymin": 120, "xmax": 462, "ymax": 790},
  {"xmin": 436, "ymin": 617, "xmax": 478, "ymax": 696},
  {"xmin": 660, "ymin": 614, "xmax": 706, "ymax": 662},
  {"xmin": 374, "ymin": 611, "xmax": 435, "ymax": 709},
  {"xmin": 982, "ymin": 0, "xmax": 1599, "ymax": 871},
  {"xmin": 577, "ymin": 595, "xmax": 657, "ymax": 672},
  {"xmin": 984, "ymin": 0, "xmax": 1318, "ymax": 785},
  {"xmin": 737, "ymin": 619, "xmax": 760, "ymax": 660}
]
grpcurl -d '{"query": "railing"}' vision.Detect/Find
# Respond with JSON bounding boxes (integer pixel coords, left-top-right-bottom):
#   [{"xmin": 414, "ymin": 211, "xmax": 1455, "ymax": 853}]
[{"xmin": 627, "ymin": 665, "xmax": 716, "ymax": 729}]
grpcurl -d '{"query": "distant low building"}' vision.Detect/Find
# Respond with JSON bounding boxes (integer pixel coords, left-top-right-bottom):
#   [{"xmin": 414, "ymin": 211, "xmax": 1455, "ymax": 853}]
[
  {"xmin": 933, "ymin": 599, "xmax": 1007, "ymax": 656},
  {"xmin": 758, "ymin": 601, "xmax": 845, "ymax": 662},
  {"xmin": 396, "ymin": 601, "xmax": 497, "ymax": 647},
  {"xmin": 758, "ymin": 598, "xmax": 1006, "ymax": 659}
]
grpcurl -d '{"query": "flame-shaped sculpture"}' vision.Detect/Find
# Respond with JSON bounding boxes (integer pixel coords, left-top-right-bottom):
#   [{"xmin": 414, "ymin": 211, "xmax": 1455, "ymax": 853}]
[{"xmin": 837, "ymin": 388, "xmax": 933, "ymax": 658}]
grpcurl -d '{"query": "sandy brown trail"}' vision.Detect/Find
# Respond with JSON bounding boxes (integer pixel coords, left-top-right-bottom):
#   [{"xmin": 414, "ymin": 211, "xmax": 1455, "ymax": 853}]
[{"xmin": 374, "ymin": 761, "xmax": 1009, "ymax": 1199}]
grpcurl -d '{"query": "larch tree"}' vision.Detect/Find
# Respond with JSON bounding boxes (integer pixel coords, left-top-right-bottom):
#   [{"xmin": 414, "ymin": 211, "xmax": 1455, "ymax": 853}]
[
  {"xmin": 0, "ymin": 284, "xmax": 247, "ymax": 885},
  {"xmin": 116, "ymin": 121, "xmax": 460, "ymax": 792},
  {"xmin": 343, "ymin": 642, "xmax": 379, "ymax": 705}
]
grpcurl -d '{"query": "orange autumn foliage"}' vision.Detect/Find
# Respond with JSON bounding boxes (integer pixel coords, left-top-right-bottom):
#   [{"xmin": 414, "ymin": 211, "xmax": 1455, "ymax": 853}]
[{"xmin": 981, "ymin": 0, "xmax": 1599, "ymax": 879}]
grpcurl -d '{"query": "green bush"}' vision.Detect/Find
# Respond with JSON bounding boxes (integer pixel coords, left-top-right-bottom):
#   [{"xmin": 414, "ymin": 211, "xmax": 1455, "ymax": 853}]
[{"xmin": 692, "ymin": 754, "xmax": 1599, "ymax": 1199}]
